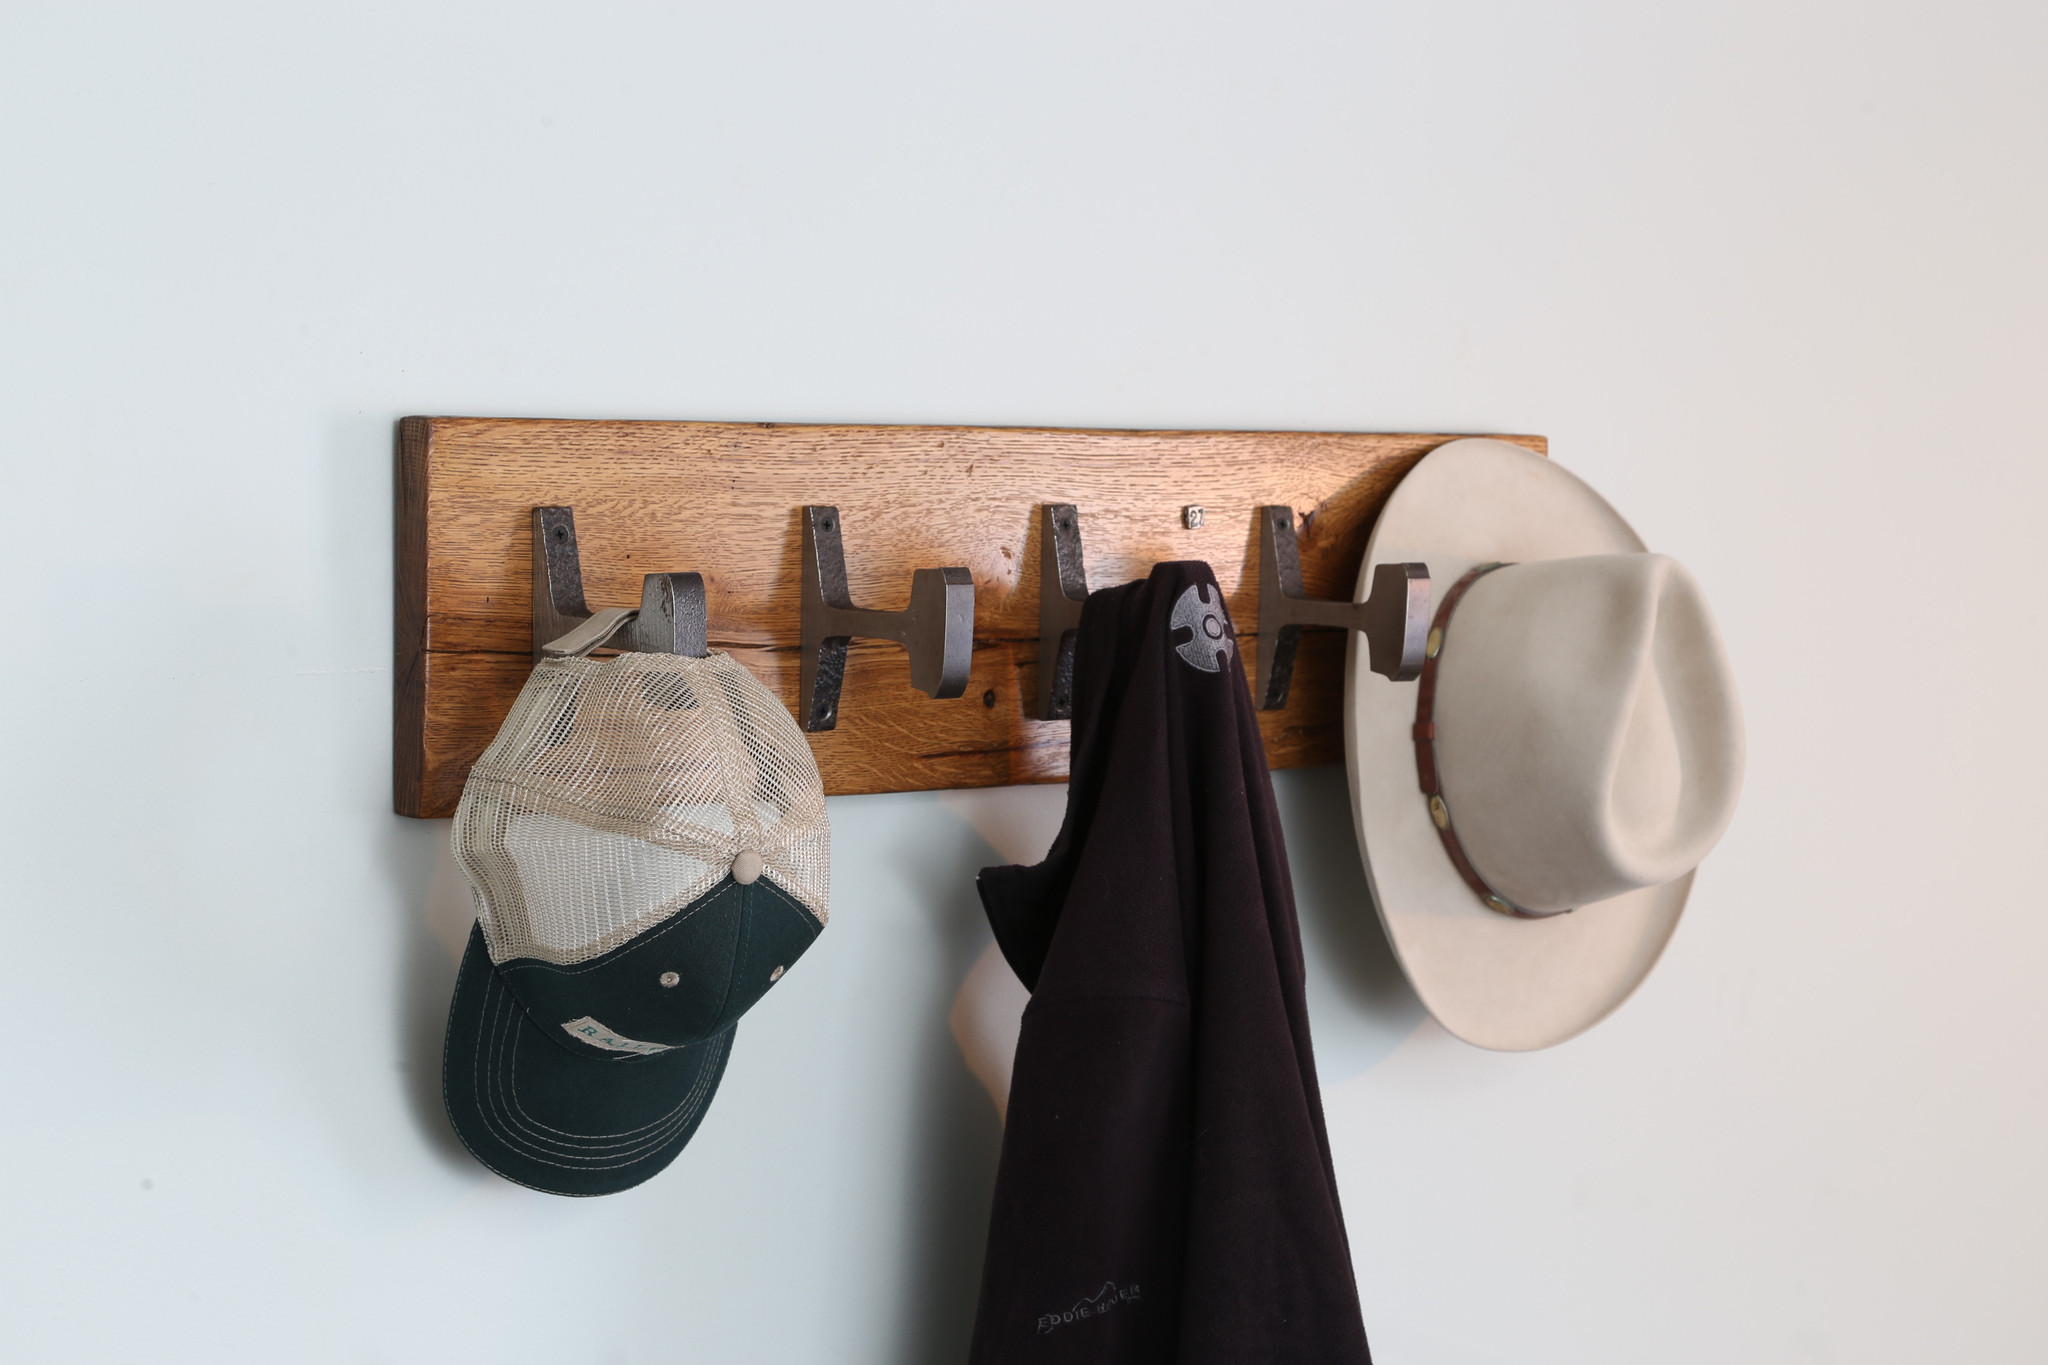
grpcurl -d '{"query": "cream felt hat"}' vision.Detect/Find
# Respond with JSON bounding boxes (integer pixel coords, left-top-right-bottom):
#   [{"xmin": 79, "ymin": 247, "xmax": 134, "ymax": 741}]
[{"xmin": 1343, "ymin": 439, "xmax": 1744, "ymax": 1051}]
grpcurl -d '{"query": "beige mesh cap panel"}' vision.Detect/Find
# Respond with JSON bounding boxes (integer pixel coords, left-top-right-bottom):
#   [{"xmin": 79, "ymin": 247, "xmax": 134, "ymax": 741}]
[{"xmin": 453, "ymin": 651, "xmax": 830, "ymax": 966}]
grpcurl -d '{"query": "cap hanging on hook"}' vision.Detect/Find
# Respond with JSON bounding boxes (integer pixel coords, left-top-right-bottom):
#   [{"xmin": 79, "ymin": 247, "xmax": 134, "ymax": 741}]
[{"xmin": 531, "ymin": 506, "xmax": 709, "ymax": 660}]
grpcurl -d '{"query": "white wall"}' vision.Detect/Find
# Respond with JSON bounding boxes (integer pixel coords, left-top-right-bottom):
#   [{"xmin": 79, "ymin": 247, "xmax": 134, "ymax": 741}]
[{"xmin": 2, "ymin": 2, "xmax": 2043, "ymax": 1361}]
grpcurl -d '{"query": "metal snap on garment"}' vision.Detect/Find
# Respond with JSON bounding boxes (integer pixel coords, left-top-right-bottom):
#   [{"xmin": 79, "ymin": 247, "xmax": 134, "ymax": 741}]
[
  {"xmin": 1428, "ymin": 795, "xmax": 1450, "ymax": 830},
  {"xmin": 731, "ymin": 850, "xmax": 765, "ymax": 885},
  {"xmin": 769, "ymin": 966, "xmax": 785, "ymax": 982},
  {"xmin": 1425, "ymin": 627, "xmax": 1443, "ymax": 659},
  {"xmin": 658, "ymin": 971, "xmax": 680, "ymax": 988}
]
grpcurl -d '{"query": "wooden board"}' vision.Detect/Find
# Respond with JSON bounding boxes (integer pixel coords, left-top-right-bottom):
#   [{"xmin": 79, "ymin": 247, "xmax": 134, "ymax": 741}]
[{"xmin": 395, "ymin": 418, "xmax": 1546, "ymax": 817}]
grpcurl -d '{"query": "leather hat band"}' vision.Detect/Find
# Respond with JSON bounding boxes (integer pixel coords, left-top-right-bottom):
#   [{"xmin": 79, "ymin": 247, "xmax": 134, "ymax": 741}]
[{"xmin": 1412, "ymin": 563, "xmax": 1573, "ymax": 920}]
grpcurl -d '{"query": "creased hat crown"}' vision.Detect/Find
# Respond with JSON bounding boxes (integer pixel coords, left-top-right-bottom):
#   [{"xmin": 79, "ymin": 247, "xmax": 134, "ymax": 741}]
[{"xmin": 1431, "ymin": 553, "xmax": 1743, "ymax": 915}]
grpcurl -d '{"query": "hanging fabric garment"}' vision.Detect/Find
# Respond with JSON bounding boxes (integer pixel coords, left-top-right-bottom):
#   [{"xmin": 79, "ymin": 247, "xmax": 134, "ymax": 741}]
[{"xmin": 968, "ymin": 560, "xmax": 1372, "ymax": 1365}]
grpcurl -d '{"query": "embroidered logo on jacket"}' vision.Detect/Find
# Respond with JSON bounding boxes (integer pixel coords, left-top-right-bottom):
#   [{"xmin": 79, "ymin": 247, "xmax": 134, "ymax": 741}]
[
  {"xmin": 1170, "ymin": 582, "xmax": 1234, "ymax": 673},
  {"xmin": 1036, "ymin": 1281, "xmax": 1142, "ymax": 1335}
]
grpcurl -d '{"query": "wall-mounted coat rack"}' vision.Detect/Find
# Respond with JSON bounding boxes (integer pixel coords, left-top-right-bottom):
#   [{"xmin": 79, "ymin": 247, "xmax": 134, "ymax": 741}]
[{"xmin": 394, "ymin": 418, "xmax": 1545, "ymax": 817}]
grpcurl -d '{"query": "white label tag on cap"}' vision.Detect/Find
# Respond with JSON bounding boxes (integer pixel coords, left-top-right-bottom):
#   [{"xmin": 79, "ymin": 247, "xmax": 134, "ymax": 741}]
[{"xmin": 559, "ymin": 1017, "xmax": 674, "ymax": 1056}]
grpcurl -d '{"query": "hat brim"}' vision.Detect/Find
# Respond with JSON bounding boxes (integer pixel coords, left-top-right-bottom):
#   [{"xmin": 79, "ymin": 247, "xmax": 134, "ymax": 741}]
[
  {"xmin": 1343, "ymin": 438, "xmax": 1690, "ymax": 1052},
  {"xmin": 442, "ymin": 924, "xmax": 732, "ymax": 1196}
]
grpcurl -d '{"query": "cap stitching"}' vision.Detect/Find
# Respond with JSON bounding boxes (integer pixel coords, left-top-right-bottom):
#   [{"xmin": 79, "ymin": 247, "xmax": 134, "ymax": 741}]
[
  {"xmin": 474, "ymin": 1003, "xmax": 729, "ymax": 1173},
  {"xmin": 478, "ymin": 965, "xmax": 713, "ymax": 1153}
]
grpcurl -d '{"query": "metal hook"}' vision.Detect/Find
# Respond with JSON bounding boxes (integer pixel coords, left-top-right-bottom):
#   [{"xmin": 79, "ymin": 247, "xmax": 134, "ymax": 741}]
[
  {"xmin": 1254, "ymin": 505, "xmax": 1430, "ymax": 709},
  {"xmin": 799, "ymin": 506, "xmax": 975, "ymax": 732},
  {"xmin": 1036, "ymin": 504, "xmax": 1090, "ymax": 720},
  {"xmin": 531, "ymin": 506, "xmax": 708, "ymax": 660}
]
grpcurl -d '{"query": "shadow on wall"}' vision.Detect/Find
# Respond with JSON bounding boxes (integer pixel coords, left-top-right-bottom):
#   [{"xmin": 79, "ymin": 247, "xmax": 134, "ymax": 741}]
[
  {"xmin": 1271, "ymin": 765, "xmax": 1427, "ymax": 1083},
  {"xmin": 821, "ymin": 789, "xmax": 1024, "ymax": 1365},
  {"xmin": 888, "ymin": 1015, "xmax": 1006, "ymax": 1365},
  {"xmin": 889, "ymin": 808, "xmax": 1010, "ymax": 1365},
  {"xmin": 386, "ymin": 816, "xmax": 484, "ymax": 1173}
]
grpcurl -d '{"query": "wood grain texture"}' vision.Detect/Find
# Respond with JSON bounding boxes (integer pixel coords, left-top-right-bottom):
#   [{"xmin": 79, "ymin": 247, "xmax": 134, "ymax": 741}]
[{"xmin": 395, "ymin": 418, "xmax": 1545, "ymax": 817}]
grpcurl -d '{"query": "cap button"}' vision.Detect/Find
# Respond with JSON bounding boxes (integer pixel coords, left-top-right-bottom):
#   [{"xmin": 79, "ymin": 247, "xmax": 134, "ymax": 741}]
[{"xmin": 731, "ymin": 850, "xmax": 764, "ymax": 885}]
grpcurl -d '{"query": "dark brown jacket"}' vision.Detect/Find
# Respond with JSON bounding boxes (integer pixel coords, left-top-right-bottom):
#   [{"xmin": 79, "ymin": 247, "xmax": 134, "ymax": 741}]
[{"xmin": 970, "ymin": 561, "xmax": 1372, "ymax": 1364}]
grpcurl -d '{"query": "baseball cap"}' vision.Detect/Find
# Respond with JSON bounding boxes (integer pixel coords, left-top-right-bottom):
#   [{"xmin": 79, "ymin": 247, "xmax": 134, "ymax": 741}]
[{"xmin": 442, "ymin": 648, "xmax": 830, "ymax": 1196}]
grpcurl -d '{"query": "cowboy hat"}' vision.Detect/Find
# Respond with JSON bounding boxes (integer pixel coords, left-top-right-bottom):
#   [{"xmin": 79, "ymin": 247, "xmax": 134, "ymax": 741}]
[{"xmin": 1343, "ymin": 439, "xmax": 1744, "ymax": 1051}]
